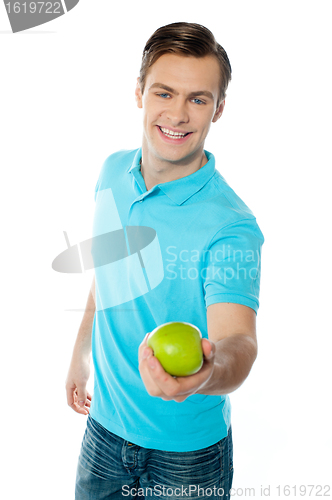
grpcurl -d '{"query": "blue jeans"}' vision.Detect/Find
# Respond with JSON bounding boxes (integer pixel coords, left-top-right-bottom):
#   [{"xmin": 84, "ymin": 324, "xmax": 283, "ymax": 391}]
[{"xmin": 75, "ymin": 415, "xmax": 233, "ymax": 499}]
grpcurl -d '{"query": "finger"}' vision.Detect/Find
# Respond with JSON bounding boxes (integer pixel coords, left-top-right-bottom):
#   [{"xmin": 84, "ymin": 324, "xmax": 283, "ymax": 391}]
[
  {"xmin": 201, "ymin": 338, "xmax": 216, "ymax": 361},
  {"xmin": 75, "ymin": 393, "xmax": 91, "ymax": 412},
  {"xmin": 76, "ymin": 385, "xmax": 88, "ymax": 407},
  {"xmin": 74, "ymin": 390, "xmax": 90, "ymax": 413},
  {"xmin": 139, "ymin": 345, "xmax": 153, "ymax": 364},
  {"xmin": 74, "ymin": 404, "xmax": 89, "ymax": 415},
  {"xmin": 66, "ymin": 383, "xmax": 77, "ymax": 407},
  {"xmin": 138, "ymin": 332, "xmax": 151, "ymax": 358},
  {"xmin": 144, "ymin": 355, "xmax": 180, "ymax": 398},
  {"xmin": 69, "ymin": 398, "xmax": 90, "ymax": 415},
  {"xmin": 139, "ymin": 356, "xmax": 164, "ymax": 398},
  {"xmin": 169, "ymin": 360, "xmax": 214, "ymax": 397}
]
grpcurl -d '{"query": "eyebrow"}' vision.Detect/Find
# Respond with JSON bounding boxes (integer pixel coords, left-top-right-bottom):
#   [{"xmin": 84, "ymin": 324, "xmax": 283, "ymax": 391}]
[{"xmin": 148, "ymin": 83, "xmax": 214, "ymax": 100}]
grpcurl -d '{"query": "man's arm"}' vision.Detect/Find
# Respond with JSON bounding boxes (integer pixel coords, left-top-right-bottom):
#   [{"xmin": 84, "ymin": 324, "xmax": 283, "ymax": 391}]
[
  {"xmin": 196, "ymin": 302, "xmax": 257, "ymax": 395},
  {"xmin": 71, "ymin": 275, "xmax": 96, "ymax": 356},
  {"xmin": 65, "ymin": 275, "xmax": 96, "ymax": 415}
]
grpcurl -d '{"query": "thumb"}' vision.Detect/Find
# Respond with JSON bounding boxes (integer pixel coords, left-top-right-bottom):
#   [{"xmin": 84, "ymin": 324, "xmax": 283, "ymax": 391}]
[
  {"xmin": 202, "ymin": 338, "xmax": 215, "ymax": 360},
  {"xmin": 76, "ymin": 385, "xmax": 87, "ymax": 406}
]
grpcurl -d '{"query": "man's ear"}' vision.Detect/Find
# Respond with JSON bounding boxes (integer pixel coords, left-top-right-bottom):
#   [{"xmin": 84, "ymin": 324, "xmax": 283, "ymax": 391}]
[
  {"xmin": 212, "ymin": 100, "xmax": 225, "ymax": 123},
  {"xmin": 135, "ymin": 77, "xmax": 143, "ymax": 109}
]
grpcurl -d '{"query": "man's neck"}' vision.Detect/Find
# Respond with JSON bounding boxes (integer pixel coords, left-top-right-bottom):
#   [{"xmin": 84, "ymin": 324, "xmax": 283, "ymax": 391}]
[{"xmin": 140, "ymin": 146, "xmax": 208, "ymax": 192}]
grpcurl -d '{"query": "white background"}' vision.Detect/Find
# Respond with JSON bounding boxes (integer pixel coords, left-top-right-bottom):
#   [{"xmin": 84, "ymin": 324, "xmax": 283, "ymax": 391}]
[{"xmin": 1, "ymin": 1, "xmax": 331, "ymax": 498}]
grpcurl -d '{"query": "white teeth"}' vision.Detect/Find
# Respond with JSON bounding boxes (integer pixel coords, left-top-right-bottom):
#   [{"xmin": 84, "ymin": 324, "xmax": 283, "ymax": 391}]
[{"xmin": 160, "ymin": 127, "xmax": 187, "ymax": 138}]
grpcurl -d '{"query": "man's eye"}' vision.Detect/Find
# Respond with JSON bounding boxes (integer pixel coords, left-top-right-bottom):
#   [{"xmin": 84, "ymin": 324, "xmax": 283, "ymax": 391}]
[
  {"xmin": 158, "ymin": 93, "xmax": 170, "ymax": 98},
  {"xmin": 192, "ymin": 98, "xmax": 205, "ymax": 105}
]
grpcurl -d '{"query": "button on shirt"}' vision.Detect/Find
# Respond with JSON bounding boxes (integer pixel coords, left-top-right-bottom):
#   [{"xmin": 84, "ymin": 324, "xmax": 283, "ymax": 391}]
[{"xmin": 89, "ymin": 148, "xmax": 264, "ymax": 452}]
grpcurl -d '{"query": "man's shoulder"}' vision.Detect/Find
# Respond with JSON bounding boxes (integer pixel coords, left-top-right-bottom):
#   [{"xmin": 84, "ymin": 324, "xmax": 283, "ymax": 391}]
[
  {"xmin": 102, "ymin": 148, "xmax": 139, "ymax": 169},
  {"xmin": 205, "ymin": 167, "xmax": 264, "ymax": 242},
  {"xmin": 94, "ymin": 148, "xmax": 139, "ymax": 195},
  {"xmin": 209, "ymin": 170, "xmax": 256, "ymax": 221}
]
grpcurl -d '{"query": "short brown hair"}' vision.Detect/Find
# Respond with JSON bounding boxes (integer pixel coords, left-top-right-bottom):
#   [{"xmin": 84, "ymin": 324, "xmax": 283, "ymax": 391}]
[{"xmin": 139, "ymin": 22, "xmax": 232, "ymax": 108}]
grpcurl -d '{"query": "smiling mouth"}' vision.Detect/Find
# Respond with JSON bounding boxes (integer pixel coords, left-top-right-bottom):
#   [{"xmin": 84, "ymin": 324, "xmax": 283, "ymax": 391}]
[{"xmin": 158, "ymin": 126, "xmax": 191, "ymax": 139}]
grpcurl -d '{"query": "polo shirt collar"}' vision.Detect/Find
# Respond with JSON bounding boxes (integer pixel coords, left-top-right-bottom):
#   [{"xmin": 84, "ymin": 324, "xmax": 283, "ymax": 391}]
[{"xmin": 128, "ymin": 148, "xmax": 216, "ymax": 206}]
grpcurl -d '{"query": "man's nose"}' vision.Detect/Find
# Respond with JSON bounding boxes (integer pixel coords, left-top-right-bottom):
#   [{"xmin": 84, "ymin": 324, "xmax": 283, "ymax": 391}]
[{"xmin": 165, "ymin": 98, "xmax": 189, "ymax": 125}]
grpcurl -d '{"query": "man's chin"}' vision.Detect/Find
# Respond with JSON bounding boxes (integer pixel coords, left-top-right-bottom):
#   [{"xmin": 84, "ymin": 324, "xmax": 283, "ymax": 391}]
[{"xmin": 151, "ymin": 145, "xmax": 202, "ymax": 166}]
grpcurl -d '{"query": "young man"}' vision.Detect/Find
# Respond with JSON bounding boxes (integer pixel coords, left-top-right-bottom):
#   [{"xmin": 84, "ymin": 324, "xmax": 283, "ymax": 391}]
[{"xmin": 66, "ymin": 22, "xmax": 264, "ymax": 499}]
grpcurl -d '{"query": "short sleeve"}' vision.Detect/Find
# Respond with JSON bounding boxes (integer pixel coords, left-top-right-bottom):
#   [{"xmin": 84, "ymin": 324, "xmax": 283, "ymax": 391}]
[
  {"xmin": 203, "ymin": 218, "xmax": 264, "ymax": 314},
  {"xmin": 94, "ymin": 158, "xmax": 109, "ymax": 202}
]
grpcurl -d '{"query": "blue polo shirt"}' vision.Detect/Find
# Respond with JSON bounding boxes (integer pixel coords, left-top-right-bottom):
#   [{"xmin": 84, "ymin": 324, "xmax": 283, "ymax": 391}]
[{"xmin": 89, "ymin": 148, "xmax": 264, "ymax": 452}]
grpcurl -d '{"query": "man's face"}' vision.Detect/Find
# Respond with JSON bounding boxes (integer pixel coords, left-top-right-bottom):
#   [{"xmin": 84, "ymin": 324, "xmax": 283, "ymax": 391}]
[{"xmin": 135, "ymin": 53, "xmax": 225, "ymax": 166}]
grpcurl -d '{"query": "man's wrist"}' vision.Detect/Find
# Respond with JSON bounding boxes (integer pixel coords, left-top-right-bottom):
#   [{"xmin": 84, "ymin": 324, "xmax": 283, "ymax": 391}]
[
  {"xmin": 195, "ymin": 334, "xmax": 257, "ymax": 396},
  {"xmin": 196, "ymin": 360, "xmax": 226, "ymax": 396}
]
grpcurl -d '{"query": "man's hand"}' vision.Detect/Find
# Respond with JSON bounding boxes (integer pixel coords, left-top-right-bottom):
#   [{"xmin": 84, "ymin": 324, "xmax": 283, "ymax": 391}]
[
  {"xmin": 138, "ymin": 333, "xmax": 216, "ymax": 403},
  {"xmin": 65, "ymin": 354, "xmax": 92, "ymax": 415}
]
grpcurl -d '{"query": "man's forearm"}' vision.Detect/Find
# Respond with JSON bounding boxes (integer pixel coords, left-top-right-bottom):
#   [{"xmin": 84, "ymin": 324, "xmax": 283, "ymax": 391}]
[
  {"xmin": 72, "ymin": 276, "xmax": 96, "ymax": 359},
  {"xmin": 197, "ymin": 334, "xmax": 258, "ymax": 396}
]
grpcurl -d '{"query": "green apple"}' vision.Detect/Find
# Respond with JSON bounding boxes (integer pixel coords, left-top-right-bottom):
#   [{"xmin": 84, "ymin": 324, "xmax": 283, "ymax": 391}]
[{"xmin": 147, "ymin": 321, "xmax": 203, "ymax": 377}]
